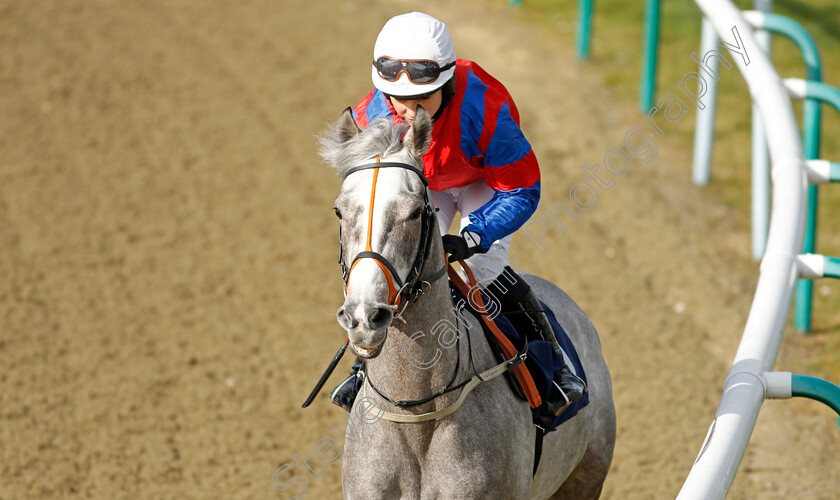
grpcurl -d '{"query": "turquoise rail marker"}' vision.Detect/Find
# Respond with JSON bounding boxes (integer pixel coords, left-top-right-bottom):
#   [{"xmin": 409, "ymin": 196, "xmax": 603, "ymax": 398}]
[
  {"xmin": 748, "ymin": 13, "xmax": 823, "ymax": 333},
  {"xmin": 822, "ymin": 255, "xmax": 840, "ymax": 279},
  {"xmin": 577, "ymin": 0, "xmax": 593, "ymax": 60},
  {"xmin": 791, "ymin": 374, "xmax": 840, "ymax": 416},
  {"xmin": 795, "ymin": 80, "xmax": 840, "ymax": 114},
  {"xmin": 796, "ymin": 183, "xmax": 819, "ymax": 332},
  {"xmin": 640, "ymin": 0, "xmax": 661, "ymax": 112},
  {"xmin": 771, "ymin": 20, "xmax": 822, "ymax": 334},
  {"xmin": 790, "ymin": 80, "xmax": 840, "ymax": 333}
]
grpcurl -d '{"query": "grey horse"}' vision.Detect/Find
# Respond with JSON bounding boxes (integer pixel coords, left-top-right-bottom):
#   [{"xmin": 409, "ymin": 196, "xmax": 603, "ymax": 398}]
[{"xmin": 320, "ymin": 106, "xmax": 616, "ymax": 499}]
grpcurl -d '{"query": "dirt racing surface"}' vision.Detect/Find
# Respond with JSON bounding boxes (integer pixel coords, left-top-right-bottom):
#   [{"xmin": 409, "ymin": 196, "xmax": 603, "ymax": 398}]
[{"xmin": 2, "ymin": 0, "xmax": 838, "ymax": 498}]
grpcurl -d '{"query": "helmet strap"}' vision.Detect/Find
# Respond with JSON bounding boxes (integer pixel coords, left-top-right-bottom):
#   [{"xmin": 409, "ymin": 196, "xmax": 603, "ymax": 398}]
[{"xmin": 432, "ymin": 78, "xmax": 456, "ymax": 121}]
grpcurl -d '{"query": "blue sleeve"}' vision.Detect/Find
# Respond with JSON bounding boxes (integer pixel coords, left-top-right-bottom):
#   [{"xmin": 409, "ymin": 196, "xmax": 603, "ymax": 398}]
[{"xmin": 464, "ymin": 181, "xmax": 541, "ymax": 251}]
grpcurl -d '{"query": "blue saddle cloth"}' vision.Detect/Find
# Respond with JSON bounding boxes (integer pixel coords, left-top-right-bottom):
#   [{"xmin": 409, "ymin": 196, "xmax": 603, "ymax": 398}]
[{"xmin": 450, "ymin": 283, "xmax": 589, "ymax": 432}]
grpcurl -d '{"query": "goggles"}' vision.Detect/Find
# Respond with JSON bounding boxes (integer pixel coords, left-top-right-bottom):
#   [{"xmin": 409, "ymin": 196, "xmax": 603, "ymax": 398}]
[{"xmin": 374, "ymin": 57, "xmax": 456, "ymax": 84}]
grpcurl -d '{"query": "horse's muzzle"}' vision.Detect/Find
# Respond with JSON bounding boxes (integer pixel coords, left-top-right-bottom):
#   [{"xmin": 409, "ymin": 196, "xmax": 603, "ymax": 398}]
[{"xmin": 336, "ymin": 301, "xmax": 393, "ymax": 358}]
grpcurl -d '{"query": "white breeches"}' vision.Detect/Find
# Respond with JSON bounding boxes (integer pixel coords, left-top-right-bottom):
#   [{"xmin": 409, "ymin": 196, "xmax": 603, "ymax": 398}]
[{"xmin": 429, "ymin": 179, "xmax": 512, "ymax": 286}]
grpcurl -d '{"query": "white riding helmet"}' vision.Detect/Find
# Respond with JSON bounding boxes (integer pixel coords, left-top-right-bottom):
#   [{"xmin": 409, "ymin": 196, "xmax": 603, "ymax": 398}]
[{"xmin": 371, "ymin": 12, "xmax": 457, "ymax": 98}]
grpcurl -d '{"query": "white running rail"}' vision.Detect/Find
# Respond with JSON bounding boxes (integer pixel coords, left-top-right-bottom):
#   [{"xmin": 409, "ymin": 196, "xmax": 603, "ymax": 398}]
[{"xmin": 676, "ymin": 0, "xmax": 807, "ymax": 498}]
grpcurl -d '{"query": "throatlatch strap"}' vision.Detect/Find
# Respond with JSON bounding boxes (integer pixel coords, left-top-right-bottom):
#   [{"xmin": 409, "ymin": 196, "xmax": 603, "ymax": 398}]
[{"xmin": 447, "ymin": 262, "xmax": 543, "ymax": 409}]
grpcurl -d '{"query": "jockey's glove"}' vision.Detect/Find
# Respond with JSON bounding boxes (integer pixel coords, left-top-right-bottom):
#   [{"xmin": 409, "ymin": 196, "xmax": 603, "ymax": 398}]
[{"xmin": 442, "ymin": 230, "xmax": 483, "ymax": 263}]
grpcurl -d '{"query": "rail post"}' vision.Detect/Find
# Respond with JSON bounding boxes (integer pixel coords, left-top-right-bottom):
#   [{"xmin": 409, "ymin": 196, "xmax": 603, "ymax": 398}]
[
  {"xmin": 577, "ymin": 0, "xmax": 593, "ymax": 60},
  {"xmin": 640, "ymin": 0, "xmax": 661, "ymax": 112},
  {"xmin": 741, "ymin": 14, "xmax": 825, "ymax": 332},
  {"xmin": 750, "ymin": 0, "xmax": 773, "ymax": 261},
  {"xmin": 691, "ymin": 17, "xmax": 720, "ymax": 186},
  {"xmin": 786, "ymin": 79, "xmax": 840, "ymax": 334}
]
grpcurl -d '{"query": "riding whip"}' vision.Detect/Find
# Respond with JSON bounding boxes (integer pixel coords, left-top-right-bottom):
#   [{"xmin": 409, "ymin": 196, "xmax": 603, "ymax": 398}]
[{"xmin": 301, "ymin": 339, "xmax": 349, "ymax": 408}]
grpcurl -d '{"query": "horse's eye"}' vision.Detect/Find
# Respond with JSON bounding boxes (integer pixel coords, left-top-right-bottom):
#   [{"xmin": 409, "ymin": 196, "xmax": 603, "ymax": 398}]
[
  {"xmin": 334, "ymin": 207, "xmax": 342, "ymax": 219},
  {"xmin": 409, "ymin": 207, "xmax": 423, "ymax": 221}
]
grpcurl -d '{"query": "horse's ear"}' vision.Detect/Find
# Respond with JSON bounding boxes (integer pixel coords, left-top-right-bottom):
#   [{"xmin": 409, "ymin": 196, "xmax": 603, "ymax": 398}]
[
  {"xmin": 337, "ymin": 107, "xmax": 361, "ymax": 143},
  {"xmin": 404, "ymin": 106, "xmax": 432, "ymax": 160}
]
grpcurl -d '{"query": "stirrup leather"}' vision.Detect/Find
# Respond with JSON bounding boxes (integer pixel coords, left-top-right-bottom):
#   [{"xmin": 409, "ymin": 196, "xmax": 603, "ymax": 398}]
[{"xmin": 517, "ymin": 290, "xmax": 587, "ymax": 411}]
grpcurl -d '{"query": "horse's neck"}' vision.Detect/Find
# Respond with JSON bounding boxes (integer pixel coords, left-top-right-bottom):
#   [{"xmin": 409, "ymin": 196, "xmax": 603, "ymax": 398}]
[{"xmin": 363, "ymin": 277, "xmax": 472, "ymax": 412}]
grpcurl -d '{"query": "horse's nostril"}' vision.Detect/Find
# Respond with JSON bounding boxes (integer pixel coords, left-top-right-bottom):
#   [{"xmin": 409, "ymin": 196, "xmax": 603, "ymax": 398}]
[
  {"xmin": 367, "ymin": 305, "xmax": 393, "ymax": 330},
  {"xmin": 336, "ymin": 306, "xmax": 358, "ymax": 329}
]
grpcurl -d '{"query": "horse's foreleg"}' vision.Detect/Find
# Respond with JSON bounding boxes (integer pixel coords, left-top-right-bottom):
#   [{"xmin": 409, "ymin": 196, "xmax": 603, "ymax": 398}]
[
  {"xmin": 547, "ymin": 447, "xmax": 610, "ymax": 500},
  {"xmin": 548, "ymin": 484, "xmax": 603, "ymax": 500}
]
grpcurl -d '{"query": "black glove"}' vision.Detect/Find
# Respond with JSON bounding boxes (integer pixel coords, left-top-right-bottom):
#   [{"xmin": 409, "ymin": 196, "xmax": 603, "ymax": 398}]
[{"xmin": 442, "ymin": 231, "xmax": 482, "ymax": 263}]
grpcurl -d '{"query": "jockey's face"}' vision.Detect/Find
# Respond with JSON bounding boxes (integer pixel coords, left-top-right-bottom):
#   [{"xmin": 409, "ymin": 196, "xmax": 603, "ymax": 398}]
[{"xmin": 389, "ymin": 91, "xmax": 442, "ymax": 123}]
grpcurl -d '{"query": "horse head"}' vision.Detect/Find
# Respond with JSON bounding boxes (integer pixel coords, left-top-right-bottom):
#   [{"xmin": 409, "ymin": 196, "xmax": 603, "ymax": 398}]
[{"xmin": 320, "ymin": 106, "xmax": 438, "ymax": 359}]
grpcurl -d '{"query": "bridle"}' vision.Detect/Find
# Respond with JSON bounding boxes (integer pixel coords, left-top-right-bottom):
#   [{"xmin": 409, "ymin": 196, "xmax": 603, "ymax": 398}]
[
  {"xmin": 334, "ymin": 158, "xmax": 535, "ymax": 425},
  {"xmin": 338, "ymin": 158, "xmax": 447, "ymax": 318}
]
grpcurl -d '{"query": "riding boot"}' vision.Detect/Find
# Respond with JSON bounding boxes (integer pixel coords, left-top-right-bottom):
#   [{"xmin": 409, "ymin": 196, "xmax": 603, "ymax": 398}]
[
  {"xmin": 329, "ymin": 358, "xmax": 363, "ymax": 413},
  {"xmin": 485, "ymin": 267, "xmax": 587, "ymax": 414}
]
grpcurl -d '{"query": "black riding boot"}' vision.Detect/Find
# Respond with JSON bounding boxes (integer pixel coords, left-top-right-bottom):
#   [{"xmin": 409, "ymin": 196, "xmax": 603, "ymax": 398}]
[
  {"xmin": 485, "ymin": 267, "xmax": 587, "ymax": 414},
  {"xmin": 330, "ymin": 358, "xmax": 363, "ymax": 412}
]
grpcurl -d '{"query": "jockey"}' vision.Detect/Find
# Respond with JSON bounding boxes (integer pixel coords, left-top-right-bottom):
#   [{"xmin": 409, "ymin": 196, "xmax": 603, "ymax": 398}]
[{"xmin": 331, "ymin": 12, "xmax": 586, "ymax": 414}]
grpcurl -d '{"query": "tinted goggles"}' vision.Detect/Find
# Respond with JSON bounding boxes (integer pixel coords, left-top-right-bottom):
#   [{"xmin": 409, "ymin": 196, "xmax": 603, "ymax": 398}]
[{"xmin": 374, "ymin": 57, "xmax": 456, "ymax": 84}]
